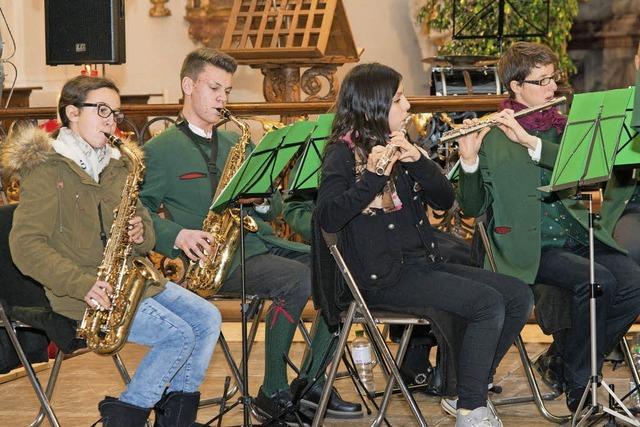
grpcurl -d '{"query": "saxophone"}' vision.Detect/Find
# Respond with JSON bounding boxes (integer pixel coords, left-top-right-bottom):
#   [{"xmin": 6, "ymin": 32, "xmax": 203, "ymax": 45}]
[
  {"xmin": 184, "ymin": 108, "xmax": 258, "ymax": 298},
  {"xmin": 77, "ymin": 133, "xmax": 162, "ymax": 355}
]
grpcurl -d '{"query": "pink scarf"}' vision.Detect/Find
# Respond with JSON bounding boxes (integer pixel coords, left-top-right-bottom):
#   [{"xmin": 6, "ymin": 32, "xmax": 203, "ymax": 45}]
[
  {"xmin": 500, "ymin": 98, "xmax": 567, "ymax": 134},
  {"xmin": 341, "ymin": 133, "xmax": 402, "ymax": 213}
]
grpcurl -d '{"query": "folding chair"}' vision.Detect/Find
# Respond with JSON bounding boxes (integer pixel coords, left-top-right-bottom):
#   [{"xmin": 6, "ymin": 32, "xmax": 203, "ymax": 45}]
[
  {"xmin": 0, "ymin": 204, "xmax": 138, "ymax": 427},
  {"xmin": 312, "ymin": 230, "xmax": 429, "ymax": 427},
  {"xmin": 475, "ymin": 221, "xmax": 640, "ymax": 424}
]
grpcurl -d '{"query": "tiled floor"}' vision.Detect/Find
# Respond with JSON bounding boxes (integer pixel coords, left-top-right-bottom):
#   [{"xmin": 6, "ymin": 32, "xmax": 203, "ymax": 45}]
[{"xmin": 1, "ymin": 326, "xmax": 639, "ymax": 426}]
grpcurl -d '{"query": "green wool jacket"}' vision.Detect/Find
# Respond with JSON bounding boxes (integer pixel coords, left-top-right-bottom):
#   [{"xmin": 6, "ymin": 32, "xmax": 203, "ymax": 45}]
[
  {"xmin": 3, "ymin": 127, "xmax": 165, "ymax": 320},
  {"xmin": 282, "ymin": 199, "xmax": 314, "ymax": 243},
  {"xmin": 457, "ymin": 126, "xmax": 632, "ymax": 285},
  {"xmin": 140, "ymin": 125, "xmax": 308, "ymax": 274}
]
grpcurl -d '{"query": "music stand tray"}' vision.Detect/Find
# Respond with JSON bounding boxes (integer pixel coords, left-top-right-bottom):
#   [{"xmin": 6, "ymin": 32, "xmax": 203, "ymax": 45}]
[
  {"xmin": 288, "ymin": 113, "xmax": 335, "ymax": 195},
  {"xmin": 539, "ymin": 88, "xmax": 632, "ymax": 193}
]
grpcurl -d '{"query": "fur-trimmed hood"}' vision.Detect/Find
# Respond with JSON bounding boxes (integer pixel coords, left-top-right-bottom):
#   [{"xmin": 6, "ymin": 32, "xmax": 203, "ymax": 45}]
[
  {"xmin": 1, "ymin": 125, "xmax": 54, "ymax": 179},
  {"xmin": 0, "ymin": 125, "xmax": 142, "ymax": 180}
]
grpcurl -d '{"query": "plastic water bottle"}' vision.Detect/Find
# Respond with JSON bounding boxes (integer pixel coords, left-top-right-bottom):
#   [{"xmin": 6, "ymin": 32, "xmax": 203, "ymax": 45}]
[
  {"xmin": 352, "ymin": 330, "xmax": 377, "ymax": 394},
  {"xmin": 630, "ymin": 335, "xmax": 640, "ymax": 406}
]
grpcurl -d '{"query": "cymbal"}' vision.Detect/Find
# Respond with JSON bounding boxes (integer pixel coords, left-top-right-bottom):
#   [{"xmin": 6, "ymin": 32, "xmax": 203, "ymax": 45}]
[{"xmin": 422, "ymin": 55, "xmax": 498, "ymax": 66}]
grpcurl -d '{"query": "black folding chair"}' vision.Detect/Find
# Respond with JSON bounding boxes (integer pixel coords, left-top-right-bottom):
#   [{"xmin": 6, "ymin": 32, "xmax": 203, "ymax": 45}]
[
  {"xmin": 311, "ymin": 230, "xmax": 429, "ymax": 427},
  {"xmin": 0, "ymin": 204, "xmax": 137, "ymax": 427}
]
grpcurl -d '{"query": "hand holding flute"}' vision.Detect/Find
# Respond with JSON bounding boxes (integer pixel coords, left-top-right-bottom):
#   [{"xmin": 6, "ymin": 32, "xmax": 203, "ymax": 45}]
[{"xmin": 370, "ymin": 130, "xmax": 422, "ymax": 176}]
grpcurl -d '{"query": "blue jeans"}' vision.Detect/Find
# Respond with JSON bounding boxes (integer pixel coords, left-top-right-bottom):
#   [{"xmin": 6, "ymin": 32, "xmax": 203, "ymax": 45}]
[{"xmin": 119, "ymin": 282, "xmax": 221, "ymax": 408}]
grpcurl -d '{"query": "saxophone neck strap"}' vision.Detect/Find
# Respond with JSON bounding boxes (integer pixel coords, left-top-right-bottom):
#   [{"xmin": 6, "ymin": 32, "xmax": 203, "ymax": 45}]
[{"xmin": 175, "ymin": 118, "xmax": 220, "ymax": 196}]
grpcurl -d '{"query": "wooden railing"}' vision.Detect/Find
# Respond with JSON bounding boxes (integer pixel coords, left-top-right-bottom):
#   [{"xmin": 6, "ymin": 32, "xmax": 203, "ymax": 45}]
[{"xmin": 0, "ymin": 94, "xmax": 509, "ymax": 122}]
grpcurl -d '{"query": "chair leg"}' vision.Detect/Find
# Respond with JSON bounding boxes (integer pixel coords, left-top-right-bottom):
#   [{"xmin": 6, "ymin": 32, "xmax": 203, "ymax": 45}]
[
  {"xmin": 311, "ymin": 302, "xmax": 356, "ymax": 427},
  {"xmin": 372, "ymin": 324, "xmax": 414, "ymax": 427},
  {"xmin": 492, "ymin": 335, "xmax": 570, "ymax": 424},
  {"xmin": 0, "ymin": 306, "xmax": 60, "ymax": 427},
  {"xmin": 621, "ymin": 335, "xmax": 640, "ymax": 391},
  {"xmin": 28, "ymin": 350, "xmax": 65, "ymax": 427},
  {"xmin": 200, "ymin": 297, "xmax": 263, "ymax": 408}
]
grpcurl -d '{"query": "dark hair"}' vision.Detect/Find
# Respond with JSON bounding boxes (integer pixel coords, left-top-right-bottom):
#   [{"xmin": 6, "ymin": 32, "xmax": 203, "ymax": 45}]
[
  {"xmin": 498, "ymin": 42, "xmax": 558, "ymax": 98},
  {"xmin": 180, "ymin": 48, "xmax": 238, "ymax": 85},
  {"xmin": 329, "ymin": 63, "xmax": 402, "ymax": 154},
  {"xmin": 58, "ymin": 76, "xmax": 120, "ymax": 127}
]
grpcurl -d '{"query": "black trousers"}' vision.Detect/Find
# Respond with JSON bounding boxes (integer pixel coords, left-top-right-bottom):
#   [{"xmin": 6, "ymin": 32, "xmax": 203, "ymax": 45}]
[
  {"xmin": 536, "ymin": 241, "xmax": 640, "ymax": 390},
  {"xmin": 361, "ymin": 259, "xmax": 533, "ymax": 410}
]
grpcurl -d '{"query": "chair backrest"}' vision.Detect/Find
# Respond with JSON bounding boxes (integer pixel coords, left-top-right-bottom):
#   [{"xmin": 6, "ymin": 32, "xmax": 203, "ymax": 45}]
[{"xmin": 0, "ymin": 205, "xmax": 51, "ymax": 308}]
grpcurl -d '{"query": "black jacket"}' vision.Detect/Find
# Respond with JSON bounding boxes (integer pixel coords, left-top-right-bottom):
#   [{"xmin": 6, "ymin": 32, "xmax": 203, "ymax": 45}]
[{"xmin": 316, "ymin": 142, "xmax": 455, "ymax": 289}]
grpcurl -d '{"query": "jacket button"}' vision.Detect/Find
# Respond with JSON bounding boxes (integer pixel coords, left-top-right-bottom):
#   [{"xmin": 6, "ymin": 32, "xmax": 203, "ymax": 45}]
[
  {"xmin": 370, "ymin": 274, "xmax": 378, "ymax": 280},
  {"xmin": 413, "ymin": 195, "xmax": 418, "ymax": 201},
  {"xmin": 388, "ymin": 223, "xmax": 395, "ymax": 230},
  {"xmin": 418, "ymin": 219, "xmax": 424, "ymax": 225},
  {"xmin": 431, "ymin": 242, "xmax": 435, "ymax": 248}
]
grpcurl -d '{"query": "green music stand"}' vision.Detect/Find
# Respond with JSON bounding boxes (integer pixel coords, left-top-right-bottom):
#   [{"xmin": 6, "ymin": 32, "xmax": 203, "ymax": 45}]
[
  {"xmin": 539, "ymin": 88, "xmax": 632, "ymax": 193},
  {"xmin": 536, "ymin": 87, "xmax": 640, "ymax": 427},
  {"xmin": 211, "ymin": 120, "xmax": 318, "ymax": 211},
  {"xmin": 614, "ymin": 86, "xmax": 640, "ymax": 166},
  {"xmin": 288, "ymin": 113, "xmax": 335, "ymax": 195},
  {"xmin": 205, "ymin": 119, "xmax": 319, "ymax": 427}
]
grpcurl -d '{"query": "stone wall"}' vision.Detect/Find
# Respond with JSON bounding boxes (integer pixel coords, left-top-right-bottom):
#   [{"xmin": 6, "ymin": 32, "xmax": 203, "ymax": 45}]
[{"xmin": 568, "ymin": 0, "xmax": 640, "ymax": 91}]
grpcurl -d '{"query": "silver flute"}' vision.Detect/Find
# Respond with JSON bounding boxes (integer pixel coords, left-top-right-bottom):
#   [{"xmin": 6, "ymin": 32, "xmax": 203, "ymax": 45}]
[
  {"xmin": 438, "ymin": 96, "xmax": 566, "ymax": 143},
  {"xmin": 375, "ymin": 115, "xmax": 413, "ymax": 176}
]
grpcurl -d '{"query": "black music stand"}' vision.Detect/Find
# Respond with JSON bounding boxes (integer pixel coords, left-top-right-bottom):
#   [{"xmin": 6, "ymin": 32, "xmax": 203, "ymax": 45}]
[
  {"xmin": 537, "ymin": 88, "xmax": 639, "ymax": 427},
  {"xmin": 206, "ymin": 121, "xmax": 317, "ymax": 426},
  {"xmin": 452, "ymin": 0, "xmax": 550, "ymax": 52}
]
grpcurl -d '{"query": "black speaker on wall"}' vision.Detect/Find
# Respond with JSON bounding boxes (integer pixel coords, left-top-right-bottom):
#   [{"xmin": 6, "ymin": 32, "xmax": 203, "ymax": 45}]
[{"xmin": 44, "ymin": 0, "xmax": 126, "ymax": 65}]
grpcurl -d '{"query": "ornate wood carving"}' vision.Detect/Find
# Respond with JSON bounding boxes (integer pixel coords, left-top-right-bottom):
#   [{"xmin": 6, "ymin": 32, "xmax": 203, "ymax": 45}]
[
  {"xmin": 184, "ymin": 0, "xmax": 234, "ymax": 48},
  {"xmin": 301, "ymin": 65, "xmax": 338, "ymax": 101},
  {"xmin": 149, "ymin": 0, "xmax": 171, "ymax": 17}
]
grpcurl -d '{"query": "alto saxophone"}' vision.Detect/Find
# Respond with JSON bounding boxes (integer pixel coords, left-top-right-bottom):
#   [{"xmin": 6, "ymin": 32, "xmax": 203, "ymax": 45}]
[
  {"xmin": 77, "ymin": 133, "xmax": 161, "ymax": 355},
  {"xmin": 184, "ymin": 108, "xmax": 258, "ymax": 298}
]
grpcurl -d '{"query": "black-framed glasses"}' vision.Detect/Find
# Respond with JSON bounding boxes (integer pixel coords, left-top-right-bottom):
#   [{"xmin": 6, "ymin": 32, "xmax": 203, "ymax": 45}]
[
  {"xmin": 522, "ymin": 71, "xmax": 562, "ymax": 87},
  {"xmin": 79, "ymin": 102, "xmax": 125, "ymax": 123}
]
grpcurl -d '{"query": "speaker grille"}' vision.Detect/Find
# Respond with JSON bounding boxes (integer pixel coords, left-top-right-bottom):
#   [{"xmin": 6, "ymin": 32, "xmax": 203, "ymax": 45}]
[{"xmin": 45, "ymin": 0, "xmax": 126, "ymax": 65}]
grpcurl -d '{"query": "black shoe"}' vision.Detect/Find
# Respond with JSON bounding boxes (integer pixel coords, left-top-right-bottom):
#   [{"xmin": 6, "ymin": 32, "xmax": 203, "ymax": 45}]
[
  {"xmin": 533, "ymin": 348, "xmax": 565, "ymax": 396},
  {"xmin": 97, "ymin": 396, "xmax": 151, "ymax": 427},
  {"xmin": 566, "ymin": 386, "xmax": 590, "ymax": 413},
  {"xmin": 252, "ymin": 386, "xmax": 311, "ymax": 426},
  {"xmin": 154, "ymin": 391, "xmax": 205, "ymax": 427},
  {"xmin": 290, "ymin": 377, "xmax": 363, "ymax": 419}
]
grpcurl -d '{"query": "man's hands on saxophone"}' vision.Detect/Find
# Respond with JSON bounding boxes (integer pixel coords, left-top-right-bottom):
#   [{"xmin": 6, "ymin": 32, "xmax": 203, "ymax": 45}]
[{"xmin": 174, "ymin": 198, "xmax": 264, "ymax": 262}]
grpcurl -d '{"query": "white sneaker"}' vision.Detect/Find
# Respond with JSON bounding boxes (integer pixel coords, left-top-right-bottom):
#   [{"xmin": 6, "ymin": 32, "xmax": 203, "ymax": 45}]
[
  {"xmin": 441, "ymin": 397, "xmax": 457, "ymax": 416},
  {"xmin": 455, "ymin": 406, "xmax": 503, "ymax": 427}
]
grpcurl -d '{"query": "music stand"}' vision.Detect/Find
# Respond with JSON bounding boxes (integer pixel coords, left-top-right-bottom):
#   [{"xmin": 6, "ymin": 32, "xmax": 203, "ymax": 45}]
[
  {"xmin": 206, "ymin": 120, "xmax": 317, "ymax": 426},
  {"xmin": 287, "ymin": 113, "xmax": 334, "ymax": 197},
  {"xmin": 537, "ymin": 88, "xmax": 639, "ymax": 427},
  {"xmin": 614, "ymin": 86, "xmax": 640, "ymax": 166}
]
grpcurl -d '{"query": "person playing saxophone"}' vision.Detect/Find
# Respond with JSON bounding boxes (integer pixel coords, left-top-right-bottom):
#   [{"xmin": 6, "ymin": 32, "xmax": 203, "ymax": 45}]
[
  {"xmin": 139, "ymin": 48, "xmax": 362, "ymax": 423},
  {"xmin": 4, "ymin": 76, "xmax": 220, "ymax": 427}
]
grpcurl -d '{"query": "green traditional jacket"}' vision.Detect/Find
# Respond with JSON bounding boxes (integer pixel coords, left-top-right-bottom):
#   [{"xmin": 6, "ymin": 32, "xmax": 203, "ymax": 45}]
[
  {"xmin": 457, "ymin": 126, "xmax": 630, "ymax": 284},
  {"xmin": 140, "ymin": 125, "xmax": 308, "ymax": 275}
]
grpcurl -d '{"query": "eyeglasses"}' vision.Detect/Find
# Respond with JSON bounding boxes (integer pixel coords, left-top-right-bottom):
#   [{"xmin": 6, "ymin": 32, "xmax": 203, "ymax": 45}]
[
  {"xmin": 522, "ymin": 71, "xmax": 562, "ymax": 87},
  {"xmin": 79, "ymin": 102, "xmax": 125, "ymax": 123}
]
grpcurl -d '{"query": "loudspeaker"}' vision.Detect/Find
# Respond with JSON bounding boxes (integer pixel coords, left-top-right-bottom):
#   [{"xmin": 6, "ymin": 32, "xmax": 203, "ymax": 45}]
[{"xmin": 45, "ymin": 0, "xmax": 126, "ymax": 65}]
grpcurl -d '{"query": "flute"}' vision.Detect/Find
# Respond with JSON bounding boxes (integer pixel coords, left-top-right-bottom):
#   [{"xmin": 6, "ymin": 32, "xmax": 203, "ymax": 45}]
[
  {"xmin": 375, "ymin": 115, "xmax": 413, "ymax": 176},
  {"xmin": 438, "ymin": 96, "xmax": 566, "ymax": 143}
]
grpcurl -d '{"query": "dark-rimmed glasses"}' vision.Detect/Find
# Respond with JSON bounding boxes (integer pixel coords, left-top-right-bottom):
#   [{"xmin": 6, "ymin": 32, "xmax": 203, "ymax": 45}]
[
  {"xmin": 522, "ymin": 71, "xmax": 562, "ymax": 87},
  {"xmin": 79, "ymin": 102, "xmax": 125, "ymax": 123}
]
